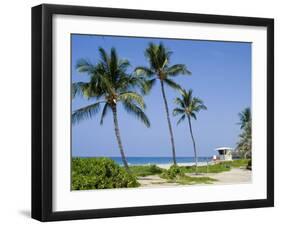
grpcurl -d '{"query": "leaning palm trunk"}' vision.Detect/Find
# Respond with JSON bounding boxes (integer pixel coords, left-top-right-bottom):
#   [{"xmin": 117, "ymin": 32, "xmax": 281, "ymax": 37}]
[
  {"xmin": 112, "ymin": 105, "xmax": 130, "ymax": 172},
  {"xmin": 187, "ymin": 115, "xmax": 198, "ymax": 174},
  {"xmin": 160, "ymin": 81, "xmax": 177, "ymax": 165}
]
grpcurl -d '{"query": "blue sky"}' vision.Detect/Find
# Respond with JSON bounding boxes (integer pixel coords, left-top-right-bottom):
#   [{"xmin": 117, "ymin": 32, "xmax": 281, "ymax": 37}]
[{"xmin": 71, "ymin": 34, "xmax": 251, "ymax": 157}]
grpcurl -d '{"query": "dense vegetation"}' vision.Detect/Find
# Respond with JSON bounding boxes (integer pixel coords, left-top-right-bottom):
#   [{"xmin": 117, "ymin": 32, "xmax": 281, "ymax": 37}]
[{"xmin": 72, "ymin": 158, "xmax": 139, "ymax": 190}]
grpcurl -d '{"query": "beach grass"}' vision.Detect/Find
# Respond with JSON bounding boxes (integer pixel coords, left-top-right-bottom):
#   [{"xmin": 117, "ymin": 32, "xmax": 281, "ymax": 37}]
[
  {"xmin": 160, "ymin": 165, "xmax": 217, "ymax": 185},
  {"xmin": 180, "ymin": 159, "xmax": 250, "ymax": 174},
  {"xmin": 182, "ymin": 163, "xmax": 231, "ymax": 174},
  {"xmin": 228, "ymin": 159, "xmax": 250, "ymax": 167},
  {"xmin": 129, "ymin": 164, "xmax": 164, "ymax": 177}
]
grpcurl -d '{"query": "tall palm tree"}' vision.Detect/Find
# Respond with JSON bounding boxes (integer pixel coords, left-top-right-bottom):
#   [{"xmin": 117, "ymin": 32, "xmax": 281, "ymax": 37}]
[
  {"xmin": 173, "ymin": 89, "xmax": 207, "ymax": 173},
  {"xmin": 135, "ymin": 42, "xmax": 191, "ymax": 165},
  {"xmin": 72, "ymin": 47, "xmax": 150, "ymax": 172}
]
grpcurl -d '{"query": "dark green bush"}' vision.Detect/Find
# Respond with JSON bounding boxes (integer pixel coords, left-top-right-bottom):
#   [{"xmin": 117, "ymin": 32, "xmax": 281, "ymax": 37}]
[{"xmin": 72, "ymin": 157, "xmax": 140, "ymax": 190}]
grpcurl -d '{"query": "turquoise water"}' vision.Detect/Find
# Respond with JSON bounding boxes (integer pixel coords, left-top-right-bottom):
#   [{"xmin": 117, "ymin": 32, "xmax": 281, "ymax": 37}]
[{"xmin": 77, "ymin": 156, "xmax": 212, "ymax": 165}]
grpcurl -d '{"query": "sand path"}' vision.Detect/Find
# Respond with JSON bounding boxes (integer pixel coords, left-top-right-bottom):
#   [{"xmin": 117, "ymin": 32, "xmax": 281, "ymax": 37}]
[
  {"xmin": 137, "ymin": 168, "xmax": 251, "ymax": 187},
  {"xmin": 201, "ymin": 168, "xmax": 252, "ymax": 185},
  {"xmin": 137, "ymin": 175, "xmax": 179, "ymax": 188}
]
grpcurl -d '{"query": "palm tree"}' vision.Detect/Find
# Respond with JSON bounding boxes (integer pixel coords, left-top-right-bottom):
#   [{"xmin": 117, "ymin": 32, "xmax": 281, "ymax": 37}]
[
  {"xmin": 135, "ymin": 42, "xmax": 191, "ymax": 165},
  {"xmin": 236, "ymin": 108, "xmax": 252, "ymax": 158},
  {"xmin": 236, "ymin": 124, "xmax": 252, "ymax": 158},
  {"xmin": 173, "ymin": 89, "xmax": 207, "ymax": 173},
  {"xmin": 238, "ymin": 107, "xmax": 251, "ymax": 129},
  {"xmin": 72, "ymin": 47, "xmax": 150, "ymax": 172}
]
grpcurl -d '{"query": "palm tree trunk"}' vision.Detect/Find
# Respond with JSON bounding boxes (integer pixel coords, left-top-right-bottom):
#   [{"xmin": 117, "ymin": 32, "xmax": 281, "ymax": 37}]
[
  {"xmin": 112, "ymin": 104, "xmax": 130, "ymax": 172},
  {"xmin": 160, "ymin": 81, "xmax": 177, "ymax": 165},
  {"xmin": 187, "ymin": 115, "xmax": 198, "ymax": 174}
]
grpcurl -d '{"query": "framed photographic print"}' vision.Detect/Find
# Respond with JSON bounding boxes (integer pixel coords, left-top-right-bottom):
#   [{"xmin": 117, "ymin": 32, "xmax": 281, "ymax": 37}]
[{"xmin": 32, "ymin": 4, "xmax": 274, "ymax": 221}]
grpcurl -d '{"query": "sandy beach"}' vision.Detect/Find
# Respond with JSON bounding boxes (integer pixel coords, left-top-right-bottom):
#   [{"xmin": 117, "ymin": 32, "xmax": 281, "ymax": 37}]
[{"xmin": 202, "ymin": 168, "xmax": 252, "ymax": 185}]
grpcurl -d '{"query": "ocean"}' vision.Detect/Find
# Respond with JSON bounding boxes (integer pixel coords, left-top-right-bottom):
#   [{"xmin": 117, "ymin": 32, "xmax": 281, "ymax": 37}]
[{"xmin": 77, "ymin": 156, "xmax": 212, "ymax": 165}]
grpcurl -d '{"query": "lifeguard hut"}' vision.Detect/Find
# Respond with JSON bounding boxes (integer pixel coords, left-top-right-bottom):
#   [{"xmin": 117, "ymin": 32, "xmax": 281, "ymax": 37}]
[{"xmin": 215, "ymin": 147, "xmax": 233, "ymax": 161}]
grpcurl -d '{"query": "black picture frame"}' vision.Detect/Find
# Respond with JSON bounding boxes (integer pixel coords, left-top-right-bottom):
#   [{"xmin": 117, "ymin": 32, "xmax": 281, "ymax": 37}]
[{"xmin": 32, "ymin": 3, "xmax": 274, "ymax": 222}]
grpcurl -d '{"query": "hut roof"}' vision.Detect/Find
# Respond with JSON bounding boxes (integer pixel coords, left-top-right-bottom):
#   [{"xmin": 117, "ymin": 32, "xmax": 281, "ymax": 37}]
[{"xmin": 215, "ymin": 147, "xmax": 233, "ymax": 151}]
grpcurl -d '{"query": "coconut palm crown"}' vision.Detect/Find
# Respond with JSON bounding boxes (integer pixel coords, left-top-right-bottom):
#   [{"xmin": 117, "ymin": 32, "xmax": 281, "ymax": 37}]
[
  {"xmin": 135, "ymin": 42, "xmax": 191, "ymax": 165},
  {"xmin": 173, "ymin": 89, "xmax": 207, "ymax": 172},
  {"xmin": 237, "ymin": 107, "xmax": 251, "ymax": 129},
  {"xmin": 72, "ymin": 47, "xmax": 150, "ymax": 171}
]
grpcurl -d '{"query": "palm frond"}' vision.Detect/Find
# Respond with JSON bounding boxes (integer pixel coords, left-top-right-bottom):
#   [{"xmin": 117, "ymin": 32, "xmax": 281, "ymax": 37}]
[
  {"xmin": 72, "ymin": 82, "xmax": 89, "ymax": 99},
  {"xmin": 100, "ymin": 103, "xmax": 109, "ymax": 125},
  {"xmin": 109, "ymin": 48, "xmax": 118, "ymax": 80},
  {"xmin": 98, "ymin": 47, "xmax": 110, "ymax": 69},
  {"xmin": 122, "ymin": 101, "xmax": 150, "ymax": 127},
  {"xmin": 72, "ymin": 102, "xmax": 102, "ymax": 124},
  {"xmin": 193, "ymin": 97, "xmax": 204, "ymax": 105},
  {"xmin": 238, "ymin": 107, "xmax": 251, "ymax": 129},
  {"xmin": 180, "ymin": 89, "xmax": 193, "ymax": 106},
  {"xmin": 190, "ymin": 112, "xmax": 197, "ymax": 120},
  {"xmin": 134, "ymin": 66, "xmax": 154, "ymax": 77},
  {"xmin": 118, "ymin": 92, "xmax": 146, "ymax": 109},
  {"xmin": 140, "ymin": 78, "xmax": 157, "ymax": 95},
  {"xmin": 166, "ymin": 64, "xmax": 191, "ymax": 76},
  {"xmin": 174, "ymin": 97, "xmax": 185, "ymax": 109},
  {"xmin": 173, "ymin": 108, "xmax": 185, "ymax": 116},
  {"xmin": 145, "ymin": 43, "xmax": 160, "ymax": 70},
  {"xmin": 114, "ymin": 73, "xmax": 139, "ymax": 93},
  {"xmin": 193, "ymin": 104, "xmax": 207, "ymax": 112},
  {"xmin": 90, "ymin": 64, "xmax": 115, "ymax": 95},
  {"xmin": 176, "ymin": 114, "xmax": 186, "ymax": 125},
  {"xmin": 158, "ymin": 42, "xmax": 172, "ymax": 68},
  {"xmin": 193, "ymin": 97, "xmax": 207, "ymax": 111},
  {"xmin": 164, "ymin": 78, "xmax": 182, "ymax": 90},
  {"xmin": 118, "ymin": 59, "xmax": 130, "ymax": 72},
  {"xmin": 76, "ymin": 59, "xmax": 95, "ymax": 74}
]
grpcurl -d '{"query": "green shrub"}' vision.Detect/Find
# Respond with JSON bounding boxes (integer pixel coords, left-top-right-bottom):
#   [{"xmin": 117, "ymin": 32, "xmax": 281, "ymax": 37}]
[
  {"xmin": 160, "ymin": 165, "xmax": 216, "ymax": 184},
  {"xmin": 129, "ymin": 164, "xmax": 163, "ymax": 177},
  {"xmin": 160, "ymin": 165, "xmax": 185, "ymax": 180},
  {"xmin": 72, "ymin": 157, "xmax": 140, "ymax": 190}
]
